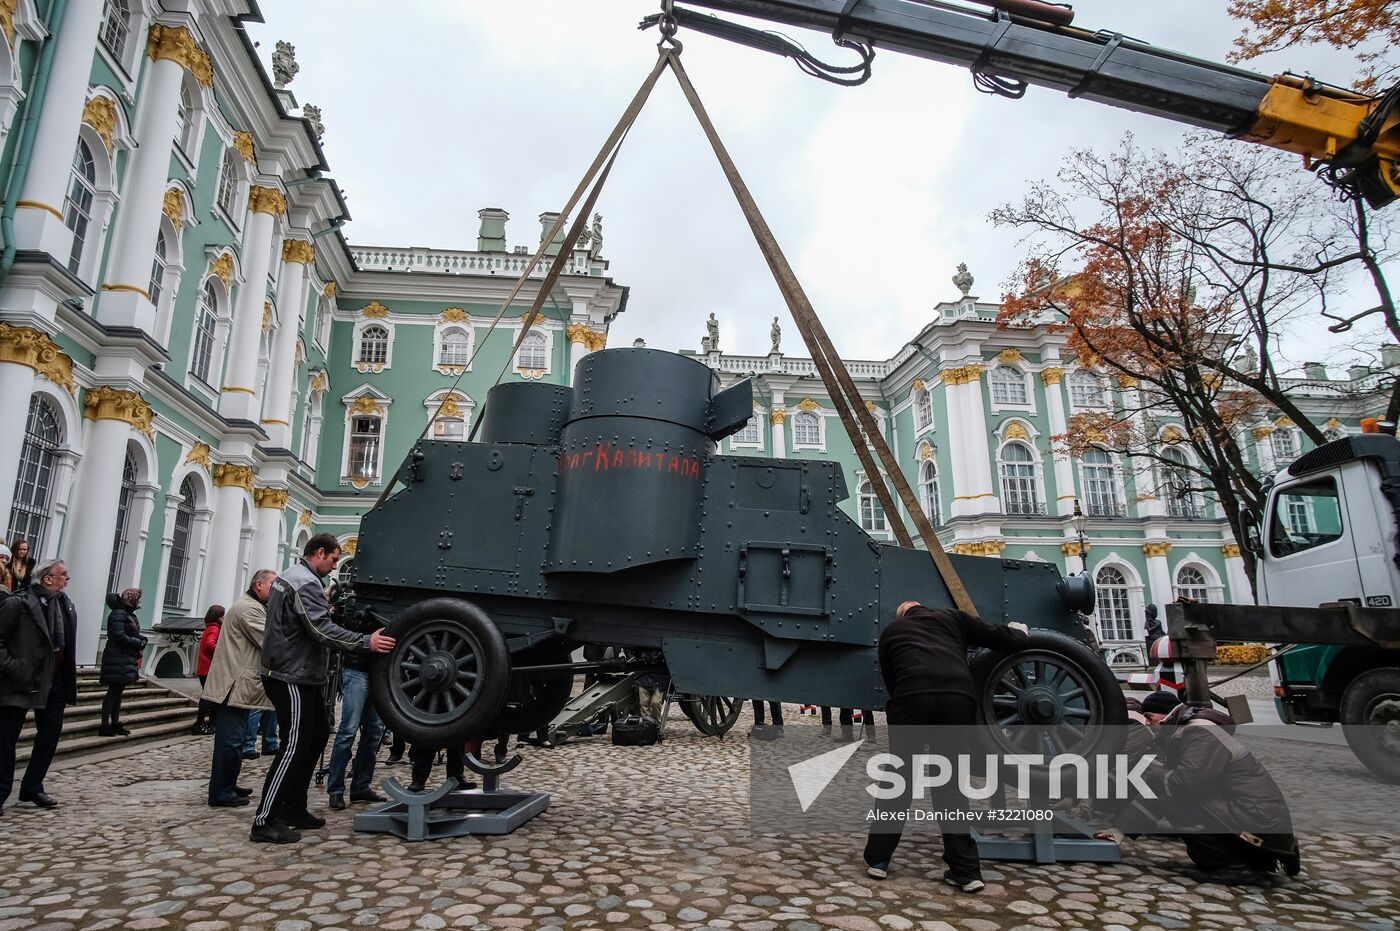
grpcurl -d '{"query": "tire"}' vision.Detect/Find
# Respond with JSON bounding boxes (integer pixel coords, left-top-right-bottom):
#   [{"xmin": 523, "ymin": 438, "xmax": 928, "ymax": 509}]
[
  {"xmin": 488, "ymin": 643, "xmax": 577, "ymax": 736},
  {"xmin": 970, "ymin": 629, "xmax": 1128, "ymax": 760},
  {"xmin": 1340, "ymin": 667, "xmax": 1400, "ymax": 785},
  {"xmin": 680, "ymin": 695, "xmax": 743, "ymax": 736},
  {"xmin": 368, "ymin": 597, "xmax": 510, "ymax": 749}
]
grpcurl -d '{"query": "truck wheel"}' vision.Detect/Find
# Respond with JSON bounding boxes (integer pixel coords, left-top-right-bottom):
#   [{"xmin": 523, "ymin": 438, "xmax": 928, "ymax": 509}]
[
  {"xmin": 1340, "ymin": 667, "xmax": 1400, "ymax": 785},
  {"xmin": 369, "ymin": 597, "xmax": 510, "ymax": 749},
  {"xmin": 971, "ymin": 629, "xmax": 1127, "ymax": 759},
  {"xmin": 681, "ymin": 695, "xmax": 743, "ymax": 736},
  {"xmin": 488, "ymin": 643, "xmax": 577, "ymax": 736}
]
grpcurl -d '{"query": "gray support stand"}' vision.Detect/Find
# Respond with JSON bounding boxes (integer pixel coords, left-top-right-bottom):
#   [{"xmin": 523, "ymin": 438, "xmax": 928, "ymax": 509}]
[
  {"xmin": 353, "ymin": 752, "xmax": 549, "ymax": 841},
  {"xmin": 973, "ymin": 813, "xmax": 1123, "ymax": 864}
]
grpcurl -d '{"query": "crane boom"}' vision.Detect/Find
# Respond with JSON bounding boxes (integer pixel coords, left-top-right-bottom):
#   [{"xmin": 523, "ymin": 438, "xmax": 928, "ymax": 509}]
[{"xmin": 664, "ymin": 0, "xmax": 1400, "ymax": 207}]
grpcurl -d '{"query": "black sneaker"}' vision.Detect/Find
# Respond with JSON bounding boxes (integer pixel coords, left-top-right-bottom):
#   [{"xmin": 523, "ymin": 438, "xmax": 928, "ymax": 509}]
[
  {"xmin": 250, "ymin": 821, "xmax": 302, "ymax": 844},
  {"xmin": 233, "ymin": 786, "xmax": 253, "ymax": 798},
  {"xmin": 280, "ymin": 811, "xmax": 326, "ymax": 829},
  {"xmin": 349, "ymin": 789, "xmax": 387, "ymax": 804},
  {"xmin": 328, "ymin": 793, "xmax": 346, "ymax": 811},
  {"xmin": 209, "ymin": 796, "xmax": 250, "ymax": 808},
  {"xmin": 242, "ymin": 751, "xmax": 259, "ymax": 761}
]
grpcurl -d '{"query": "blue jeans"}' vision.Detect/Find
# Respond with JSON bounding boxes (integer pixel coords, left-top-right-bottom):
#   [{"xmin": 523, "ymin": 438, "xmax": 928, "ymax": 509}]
[
  {"xmin": 209, "ymin": 703, "xmax": 251, "ymax": 804},
  {"xmin": 244, "ymin": 709, "xmax": 279, "ymax": 755},
  {"xmin": 326, "ymin": 668, "xmax": 384, "ymax": 796}
]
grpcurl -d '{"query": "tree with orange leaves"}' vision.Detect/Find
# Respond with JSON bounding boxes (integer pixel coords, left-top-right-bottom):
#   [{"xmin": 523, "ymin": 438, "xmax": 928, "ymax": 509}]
[
  {"xmin": 992, "ymin": 134, "xmax": 1395, "ymax": 590},
  {"xmin": 1228, "ymin": 0, "xmax": 1399, "ymax": 92}
]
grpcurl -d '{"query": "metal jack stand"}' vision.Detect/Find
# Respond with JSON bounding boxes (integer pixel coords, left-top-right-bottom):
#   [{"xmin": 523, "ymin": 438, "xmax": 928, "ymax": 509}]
[
  {"xmin": 972, "ymin": 776, "xmax": 1120, "ymax": 864},
  {"xmin": 353, "ymin": 752, "xmax": 550, "ymax": 841}
]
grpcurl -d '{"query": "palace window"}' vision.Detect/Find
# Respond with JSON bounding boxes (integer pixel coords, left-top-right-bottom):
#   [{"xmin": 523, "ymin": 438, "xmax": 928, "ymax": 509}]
[
  {"xmin": 357, "ymin": 325, "xmax": 389, "ymax": 365},
  {"xmin": 989, "ymin": 365, "xmax": 1028, "ymax": 405},
  {"xmin": 732, "ymin": 416, "xmax": 761, "ymax": 446},
  {"xmin": 98, "ymin": 0, "xmax": 130, "ymax": 61},
  {"xmin": 1271, "ymin": 428, "xmax": 1298, "ymax": 464},
  {"xmin": 517, "ymin": 332, "xmax": 548, "ymax": 370},
  {"xmin": 1068, "ymin": 370, "xmax": 1107, "ymax": 409},
  {"xmin": 913, "ymin": 387, "xmax": 932, "ymax": 432},
  {"xmin": 919, "ymin": 459, "xmax": 940, "ymax": 527},
  {"xmin": 174, "ymin": 81, "xmax": 192, "ymax": 150},
  {"xmin": 149, "ymin": 229, "xmax": 168, "ymax": 307},
  {"xmin": 190, "ymin": 282, "xmax": 218, "ymax": 384},
  {"xmin": 1160, "ymin": 445, "xmax": 1203, "ymax": 518},
  {"xmin": 347, "ymin": 415, "xmax": 382, "ymax": 480},
  {"xmin": 107, "ymin": 451, "xmax": 137, "ymax": 593},
  {"xmin": 792, "ymin": 411, "xmax": 821, "ymax": 447},
  {"xmin": 438, "ymin": 326, "xmax": 470, "ymax": 367},
  {"xmin": 216, "ymin": 148, "xmax": 241, "ymax": 217},
  {"xmin": 858, "ymin": 480, "xmax": 886, "ymax": 533},
  {"xmin": 999, "ymin": 441, "xmax": 1043, "ymax": 514},
  {"xmin": 1175, "ymin": 565, "xmax": 1210, "ymax": 603},
  {"xmin": 7, "ymin": 396, "xmax": 62, "ymax": 556},
  {"xmin": 164, "ymin": 477, "xmax": 196, "ymax": 608},
  {"xmin": 1080, "ymin": 448, "xmax": 1124, "ymax": 517},
  {"xmin": 1094, "ymin": 566, "xmax": 1134, "ymax": 640},
  {"xmin": 63, "ymin": 139, "xmax": 98, "ymax": 275}
]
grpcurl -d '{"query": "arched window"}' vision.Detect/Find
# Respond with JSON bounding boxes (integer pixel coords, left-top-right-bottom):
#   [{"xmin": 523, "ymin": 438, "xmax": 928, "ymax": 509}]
[
  {"xmin": 149, "ymin": 229, "xmax": 168, "ymax": 307},
  {"xmin": 347, "ymin": 413, "xmax": 382, "ymax": 480},
  {"xmin": 517, "ymin": 332, "xmax": 548, "ymax": 370},
  {"xmin": 792, "ymin": 411, "xmax": 821, "ymax": 447},
  {"xmin": 989, "ymin": 365, "xmax": 1027, "ymax": 405},
  {"xmin": 107, "ymin": 450, "xmax": 137, "ymax": 592},
  {"xmin": 313, "ymin": 299, "xmax": 328, "ymax": 347},
  {"xmin": 164, "ymin": 476, "xmax": 197, "ymax": 608},
  {"xmin": 216, "ymin": 148, "xmax": 241, "ymax": 216},
  {"xmin": 1271, "ymin": 429, "xmax": 1297, "ymax": 464},
  {"xmin": 913, "ymin": 388, "xmax": 932, "ymax": 432},
  {"xmin": 98, "ymin": 0, "xmax": 130, "ymax": 60},
  {"xmin": 174, "ymin": 81, "xmax": 193, "ymax": 150},
  {"xmin": 999, "ymin": 441, "xmax": 1042, "ymax": 514},
  {"xmin": 1094, "ymin": 566, "xmax": 1133, "ymax": 640},
  {"xmin": 1323, "ymin": 427, "xmax": 1344, "ymax": 443},
  {"xmin": 190, "ymin": 281, "xmax": 218, "ymax": 383},
  {"xmin": 1080, "ymin": 448, "xmax": 1123, "ymax": 517},
  {"xmin": 438, "ymin": 326, "xmax": 470, "ymax": 367},
  {"xmin": 858, "ymin": 479, "xmax": 886, "ymax": 533},
  {"xmin": 63, "ymin": 138, "xmax": 98, "ymax": 274},
  {"xmin": 6, "ymin": 396, "xmax": 62, "ymax": 554},
  {"xmin": 1175, "ymin": 565, "xmax": 1210, "ymax": 603},
  {"xmin": 1068, "ymin": 370, "xmax": 1106, "ymax": 409},
  {"xmin": 732, "ymin": 416, "xmax": 761, "ymax": 446},
  {"xmin": 358, "ymin": 325, "xmax": 389, "ymax": 365},
  {"xmin": 919, "ymin": 459, "xmax": 940, "ymax": 526},
  {"xmin": 1160, "ymin": 445, "xmax": 1201, "ymax": 518}
]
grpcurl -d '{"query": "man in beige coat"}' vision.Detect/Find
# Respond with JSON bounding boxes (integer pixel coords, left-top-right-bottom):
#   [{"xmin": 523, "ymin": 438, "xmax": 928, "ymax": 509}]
[{"xmin": 205, "ymin": 570, "xmax": 275, "ymax": 807}]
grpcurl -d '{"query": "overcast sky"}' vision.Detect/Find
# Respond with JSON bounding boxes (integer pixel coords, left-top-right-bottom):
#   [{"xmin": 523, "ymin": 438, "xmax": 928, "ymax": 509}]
[{"xmin": 247, "ymin": 2, "xmax": 1389, "ymax": 371}]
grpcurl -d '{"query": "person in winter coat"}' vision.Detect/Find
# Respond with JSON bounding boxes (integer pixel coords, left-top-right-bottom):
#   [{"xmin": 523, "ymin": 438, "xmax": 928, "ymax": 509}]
[
  {"xmin": 7, "ymin": 538, "xmax": 32, "ymax": 592},
  {"xmin": 99, "ymin": 588, "xmax": 148, "ymax": 736},
  {"xmin": 0, "ymin": 560, "xmax": 77, "ymax": 811},
  {"xmin": 1144, "ymin": 699, "xmax": 1302, "ymax": 885},
  {"xmin": 191, "ymin": 605, "xmax": 225, "ymax": 734},
  {"xmin": 203, "ymin": 570, "xmax": 276, "ymax": 807},
  {"xmin": 0, "ymin": 544, "xmax": 14, "ymax": 597}
]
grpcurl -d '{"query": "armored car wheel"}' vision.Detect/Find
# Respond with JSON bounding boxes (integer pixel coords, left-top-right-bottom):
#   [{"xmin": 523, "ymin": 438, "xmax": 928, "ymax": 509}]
[
  {"xmin": 971, "ymin": 629, "xmax": 1127, "ymax": 759},
  {"xmin": 489, "ymin": 643, "xmax": 578, "ymax": 736},
  {"xmin": 680, "ymin": 695, "xmax": 743, "ymax": 736},
  {"xmin": 1340, "ymin": 667, "xmax": 1400, "ymax": 785},
  {"xmin": 369, "ymin": 597, "xmax": 510, "ymax": 749}
]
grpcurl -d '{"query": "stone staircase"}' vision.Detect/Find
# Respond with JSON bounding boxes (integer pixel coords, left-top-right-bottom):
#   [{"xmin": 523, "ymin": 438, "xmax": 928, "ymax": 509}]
[{"xmin": 16, "ymin": 669, "xmax": 200, "ymax": 763}]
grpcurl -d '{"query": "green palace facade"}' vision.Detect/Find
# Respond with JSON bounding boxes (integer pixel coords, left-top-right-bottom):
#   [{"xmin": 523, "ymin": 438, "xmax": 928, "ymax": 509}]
[{"xmin": 0, "ymin": 1, "xmax": 1391, "ymax": 674}]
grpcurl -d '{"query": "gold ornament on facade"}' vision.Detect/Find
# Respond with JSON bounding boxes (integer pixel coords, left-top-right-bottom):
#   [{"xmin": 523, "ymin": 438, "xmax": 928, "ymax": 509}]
[
  {"xmin": 566, "ymin": 322, "xmax": 591, "ymax": 345},
  {"xmin": 232, "ymin": 131, "xmax": 255, "ymax": 164},
  {"xmin": 1115, "ymin": 374, "xmax": 1140, "ymax": 389},
  {"xmin": 865, "ymin": 400, "xmax": 877, "ymax": 413},
  {"xmin": 294, "ymin": 338, "xmax": 304, "ymax": 367},
  {"xmin": 212, "ymin": 463, "xmax": 255, "ymax": 492},
  {"xmin": 0, "ymin": 324, "xmax": 75, "ymax": 395},
  {"xmin": 324, "ymin": 282, "xmax": 337, "ymax": 298},
  {"xmin": 352, "ymin": 396, "xmax": 384, "ymax": 415},
  {"xmin": 81, "ymin": 96, "xmax": 118, "ymax": 154},
  {"xmin": 1201, "ymin": 373, "xmax": 1223, "ymax": 390},
  {"xmin": 162, "ymin": 188, "xmax": 185, "ymax": 230},
  {"xmin": 247, "ymin": 186, "xmax": 287, "ymax": 217},
  {"xmin": 518, "ymin": 368, "xmax": 546, "ymax": 381},
  {"xmin": 1274, "ymin": 415, "xmax": 1295, "ymax": 428},
  {"xmin": 1061, "ymin": 541, "xmax": 1089, "ymax": 556},
  {"xmin": 282, "ymin": 239, "xmax": 315, "ymax": 265},
  {"xmin": 584, "ymin": 331, "xmax": 607, "ymax": 352},
  {"xmin": 309, "ymin": 371, "xmax": 326, "ymax": 394},
  {"xmin": 441, "ymin": 307, "xmax": 469, "ymax": 324},
  {"xmin": 182, "ymin": 442, "xmax": 213, "ymax": 472},
  {"xmin": 953, "ymin": 540, "xmax": 1006, "ymax": 557},
  {"xmin": 912, "ymin": 379, "xmax": 925, "ymax": 392},
  {"xmin": 940, "ymin": 363, "xmax": 985, "ymax": 386},
  {"xmin": 83, "ymin": 386, "xmax": 154, "ymax": 439},
  {"xmin": 995, "ymin": 348, "xmax": 1024, "ymax": 365},
  {"xmin": 917, "ymin": 442, "xmax": 933, "ymax": 462},
  {"xmin": 770, "ymin": 409, "xmax": 788, "ymax": 425},
  {"xmin": 436, "ymin": 394, "xmax": 463, "ymax": 418},
  {"xmin": 1084, "ymin": 426, "xmax": 1108, "ymax": 444},
  {"xmin": 1161, "ymin": 425, "xmax": 1185, "ymax": 445},
  {"xmin": 147, "ymin": 24, "xmax": 213, "ymax": 87},
  {"xmin": 1142, "ymin": 541, "xmax": 1174, "ymax": 558},
  {"xmin": 1003, "ymin": 421, "xmax": 1030, "ymax": 441},
  {"xmin": 1221, "ymin": 543, "xmax": 1242, "ymax": 558},
  {"xmin": 361, "ymin": 300, "xmax": 389, "ymax": 318},
  {"xmin": 1251, "ymin": 425, "xmax": 1275, "ymax": 440},
  {"xmin": 1325, "ymin": 418, "xmax": 1343, "ymax": 431},
  {"xmin": 342, "ymin": 537, "xmax": 358, "ymax": 556},
  {"xmin": 356, "ymin": 362, "xmax": 386, "ymax": 375},
  {"xmin": 298, "ymin": 508, "xmax": 313, "ymax": 528},
  {"xmin": 210, "ymin": 253, "xmax": 233, "ymax": 287},
  {"xmin": 1040, "ymin": 367, "xmax": 1064, "ymax": 386},
  {"xmin": 253, "ymin": 487, "xmax": 290, "ymax": 510},
  {"xmin": 261, "ymin": 301, "xmax": 272, "ymax": 334},
  {"xmin": 797, "ymin": 398, "xmax": 821, "ymax": 412},
  {"xmin": 0, "ymin": 0, "xmax": 16, "ymax": 45}
]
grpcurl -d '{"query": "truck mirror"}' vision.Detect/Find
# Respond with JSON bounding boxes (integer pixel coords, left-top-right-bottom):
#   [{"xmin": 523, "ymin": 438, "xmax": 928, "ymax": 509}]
[{"xmin": 1239, "ymin": 507, "xmax": 1262, "ymax": 556}]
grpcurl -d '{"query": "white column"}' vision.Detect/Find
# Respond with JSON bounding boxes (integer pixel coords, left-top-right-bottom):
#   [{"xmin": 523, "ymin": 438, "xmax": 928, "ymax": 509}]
[
  {"xmin": 11, "ymin": 0, "xmax": 104, "ymax": 255},
  {"xmin": 1143, "ymin": 543, "xmax": 1174, "ymax": 616},
  {"xmin": 566, "ymin": 324, "xmax": 589, "ymax": 385},
  {"xmin": 946, "ymin": 365, "xmax": 997, "ymax": 517},
  {"xmin": 769, "ymin": 390, "xmax": 787, "ymax": 458},
  {"xmin": 219, "ymin": 189, "xmax": 284, "ymax": 421},
  {"xmin": 64, "ymin": 391, "xmax": 147, "ymax": 663},
  {"xmin": 260, "ymin": 241, "xmax": 311, "ymax": 447},
  {"xmin": 1041, "ymin": 368, "xmax": 1078, "ymax": 517},
  {"xmin": 96, "ymin": 27, "xmax": 203, "ymax": 331},
  {"xmin": 0, "ymin": 356, "xmax": 39, "ymax": 524},
  {"xmin": 200, "ymin": 468, "xmax": 253, "ymax": 611},
  {"xmin": 251, "ymin": 488, "xmax": 288, "ymax": 574},
  {"xmin": 1222, "ymin": 544, "xmax": 1254, "ymax": 605}
]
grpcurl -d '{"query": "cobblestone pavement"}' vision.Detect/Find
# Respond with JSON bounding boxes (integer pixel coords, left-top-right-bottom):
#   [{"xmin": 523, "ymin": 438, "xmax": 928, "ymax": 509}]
[{"xmin": 0, "ymin": 707, "xmax": 1397, "ymax": 931}]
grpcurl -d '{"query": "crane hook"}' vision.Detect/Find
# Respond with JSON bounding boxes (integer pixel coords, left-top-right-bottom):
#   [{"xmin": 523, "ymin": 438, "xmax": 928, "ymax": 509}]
[{"xmin": 657, "ymin": 0, "xmax": 684, "ymax": 52}]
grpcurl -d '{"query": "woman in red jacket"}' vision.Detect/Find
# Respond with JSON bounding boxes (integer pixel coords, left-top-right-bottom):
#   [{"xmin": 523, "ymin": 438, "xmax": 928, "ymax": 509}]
[{"xmin": 190, "ymin": 604, "xmax": 225, "ymax": 735}]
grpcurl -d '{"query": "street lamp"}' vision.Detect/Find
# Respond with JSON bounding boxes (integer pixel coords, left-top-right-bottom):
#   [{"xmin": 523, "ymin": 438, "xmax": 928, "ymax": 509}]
[{"xmin": 1071, "ymin": 497, "xmax": 1089, "ymax": 574}]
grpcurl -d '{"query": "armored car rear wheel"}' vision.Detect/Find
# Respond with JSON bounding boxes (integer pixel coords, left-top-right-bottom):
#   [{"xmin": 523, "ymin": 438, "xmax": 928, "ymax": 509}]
[
  {"xmin": 681, "ymin": 695, "xmax": 743, "ymax": 736},
  {"xmin": 369, "ymin": 597, "xmax": 510, "ymax": 749}
]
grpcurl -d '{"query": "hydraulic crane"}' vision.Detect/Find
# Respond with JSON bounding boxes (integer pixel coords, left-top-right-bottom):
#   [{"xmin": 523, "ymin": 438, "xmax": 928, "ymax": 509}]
[{"xmin": 641, "ymin": 0, "xmax": 1400, "ymax": 208}]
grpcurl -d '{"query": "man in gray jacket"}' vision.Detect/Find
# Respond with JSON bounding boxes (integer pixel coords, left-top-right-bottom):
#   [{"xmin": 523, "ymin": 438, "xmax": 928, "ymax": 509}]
[
  {"xmin": 204, "ymin": 569, "xmax": 275, "ymax": 807},
  {"xmin": 251, "ymin": 534, "xmax": 394, "ymax": 844}
]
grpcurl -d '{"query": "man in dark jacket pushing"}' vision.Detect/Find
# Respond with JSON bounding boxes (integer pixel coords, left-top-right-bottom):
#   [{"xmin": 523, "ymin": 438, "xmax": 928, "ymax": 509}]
[{"xmin": 864, "ymin": 600, "xmax": 1029, "ymax": 892}]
